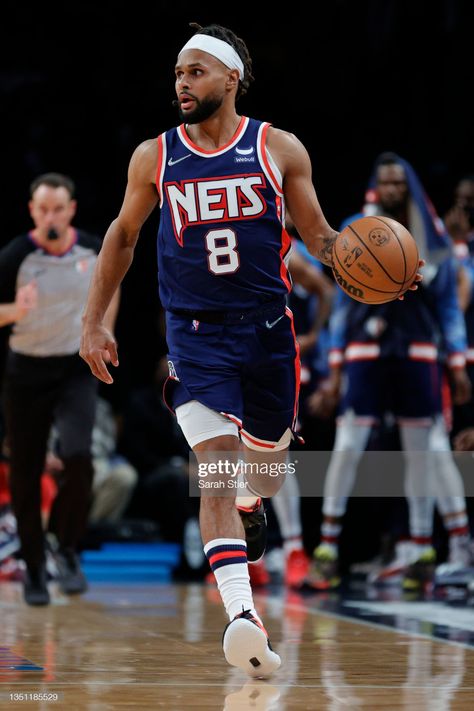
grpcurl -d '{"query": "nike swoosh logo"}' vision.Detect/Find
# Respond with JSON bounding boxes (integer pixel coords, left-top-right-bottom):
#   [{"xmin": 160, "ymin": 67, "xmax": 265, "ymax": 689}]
[
  {"xmin": 235, "ymin": 146, "xmax": 254, "ymax": 155},
  {"xmin": 168, "ymin": 154, "xmax": 192, "ymax": 166},
  {"xmin": 265, "ymin": 314, "xmax": 285, "ymax": 329}
]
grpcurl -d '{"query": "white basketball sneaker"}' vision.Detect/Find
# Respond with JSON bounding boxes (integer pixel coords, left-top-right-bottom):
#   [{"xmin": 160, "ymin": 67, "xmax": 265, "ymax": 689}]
[{"xmin": 222, "ymin": 609, "xmax": 281, "ymax": 679}]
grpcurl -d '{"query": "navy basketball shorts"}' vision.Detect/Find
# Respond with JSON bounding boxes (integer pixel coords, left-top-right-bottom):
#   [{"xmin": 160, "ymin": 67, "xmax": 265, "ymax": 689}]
[
  {"xmin": 163, "ymin": 307, "xmax": 300, "ymax": 448},
  {"xmin": 340, "ymin": 357, "xmax": 442, "ymax": 424}
]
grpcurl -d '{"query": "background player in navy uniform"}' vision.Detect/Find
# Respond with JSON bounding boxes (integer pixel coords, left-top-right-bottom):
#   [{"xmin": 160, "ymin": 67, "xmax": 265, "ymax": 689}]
[
  {"xmin": 80, "ymin": 25, "xmax": 421, "ymax": 676},
  {"xmin": 306, "ymin": 154, "xmax": 471, "ymax": 592},
  {"xmin": 0, "ymin": 173, "xmax": 119, "ymax": 606},
  {"xmin": 447, "ymin": 176, "xmax": 474, "ymax": 451}
]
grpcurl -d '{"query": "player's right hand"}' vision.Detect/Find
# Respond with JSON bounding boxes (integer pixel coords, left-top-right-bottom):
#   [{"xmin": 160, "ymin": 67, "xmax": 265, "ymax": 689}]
[
  {"xmin": 398, "ymin": 259, "xmax": 425, "ymax": 300},
  {"xmin": 80, "ymin": 323, "xmax": 119, "ymax": 384}
]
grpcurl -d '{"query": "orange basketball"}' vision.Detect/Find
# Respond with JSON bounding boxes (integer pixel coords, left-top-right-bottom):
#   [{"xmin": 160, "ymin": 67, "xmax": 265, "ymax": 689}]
[{"xmin": 332, "ymin": 216, "xmax": 419, "ymax": 304}]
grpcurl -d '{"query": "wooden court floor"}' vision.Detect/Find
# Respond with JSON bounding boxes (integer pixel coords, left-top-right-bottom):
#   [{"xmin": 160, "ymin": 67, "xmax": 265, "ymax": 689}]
[{"xmin": 0, "ymin": 581, "xmax": 474, "ymax": 709}]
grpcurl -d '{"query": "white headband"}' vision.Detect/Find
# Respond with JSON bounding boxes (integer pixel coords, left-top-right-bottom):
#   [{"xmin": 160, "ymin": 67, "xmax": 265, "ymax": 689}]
[{"xmin": 179, "ymin": 34, "xmax": 244, "ymax": 80}]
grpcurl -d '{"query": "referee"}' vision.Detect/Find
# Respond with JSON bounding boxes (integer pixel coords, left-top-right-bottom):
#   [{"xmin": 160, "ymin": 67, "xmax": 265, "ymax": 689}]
[{"xmin": 0, "ymin": 173, "xmax": 118, "ymax": 605}]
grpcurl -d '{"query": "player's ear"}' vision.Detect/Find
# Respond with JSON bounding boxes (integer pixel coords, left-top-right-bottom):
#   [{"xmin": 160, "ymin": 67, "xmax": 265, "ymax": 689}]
[
  {"xmin": 68, "ymin": 199, "xmax": 78, "ymax": 219},
  {"xmin": 226, "ymin": 69, "xmax": 240, "ymax": 92}
]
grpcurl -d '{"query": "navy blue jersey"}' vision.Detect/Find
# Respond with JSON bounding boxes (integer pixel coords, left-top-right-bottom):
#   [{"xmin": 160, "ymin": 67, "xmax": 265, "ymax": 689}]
[
  {"xmin": 156, "ymin": 117, "xmax": 291, "ymax": 311},
  {"xmin": 454, "ymin": 242, "xmax": 474, "ymax": 359}
]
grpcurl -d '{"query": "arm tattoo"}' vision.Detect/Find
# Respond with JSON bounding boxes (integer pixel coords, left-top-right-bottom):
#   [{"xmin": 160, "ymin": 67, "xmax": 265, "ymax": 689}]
[{"xmin": 318, "ymin": 233, "xmax": 338, "ymax": 267}]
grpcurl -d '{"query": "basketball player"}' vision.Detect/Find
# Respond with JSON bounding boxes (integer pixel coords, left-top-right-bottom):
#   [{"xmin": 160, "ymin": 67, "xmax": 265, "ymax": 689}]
[
  {"xmin": 80, "ymin": 27, "xmax": 420, "ymax": 675},
  {"xmin": 431, "ymin": 176, "xmax": 474, "ymax": 583},
  {"xmin": 444, "ymin": 175, "xmax": 474, "ymax": 257},
  {"xmin": 446, "ymin": 176, "xmax": 474, "ymax": 447},
  {"xmin": 306, "ymin": 153, "xmax": 471, "ymax": 592}
]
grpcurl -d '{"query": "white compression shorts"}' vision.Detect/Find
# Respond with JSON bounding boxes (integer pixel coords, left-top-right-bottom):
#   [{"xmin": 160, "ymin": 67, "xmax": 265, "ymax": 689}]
[
  {"xmin": 176, "ymin": 400, "xmax": 239, "ymax": 449},
  {"xmin": 175, "ymin": 399, "xmax": 292, "ymax": 451}
]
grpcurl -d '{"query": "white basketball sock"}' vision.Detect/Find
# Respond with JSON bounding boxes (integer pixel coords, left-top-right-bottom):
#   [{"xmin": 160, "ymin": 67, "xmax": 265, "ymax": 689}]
[
  {"xmin": 204, "ymin": 538, "xmax": 260, "ymax": 622},
  {"xmin": 272, "ymin": 468, "xmax": 303, "ymax": 555}
]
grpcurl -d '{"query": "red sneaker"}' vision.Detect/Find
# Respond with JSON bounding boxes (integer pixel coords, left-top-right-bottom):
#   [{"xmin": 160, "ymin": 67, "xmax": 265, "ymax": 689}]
[
  {"xmin": 284, "ymin": 549, "xmax": 310, "ymax": 589},
  {"xmin": 249, "ymin": 559, "xmax": 270, "ymax": 587}
]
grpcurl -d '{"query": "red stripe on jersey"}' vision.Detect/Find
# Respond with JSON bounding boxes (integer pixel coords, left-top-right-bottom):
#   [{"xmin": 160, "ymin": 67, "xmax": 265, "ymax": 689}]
[
  {"xmin": 155, "ymin": 134, "xmax": 164, "ymax": 202},
  {"xmin": 220, "ymin": 412, "xmax": 243, "ymax": 428},
  {"xmin": 162, "ymin": 375, "xmax": 178, "ymax": 416},
  {"xmin": 279, "ymin": 228, "xmax": 292, "ymax": 291},
  {"xmin": 260, "ymin": 123, "xmax": 283, "ymax": 194},
  {"xmin": 285, "ymin": 307, "xmax": 301, "ymax": 427},
  {"xmin": 178, "ymin": 116, "xmax": 247, "ymax": 155}
]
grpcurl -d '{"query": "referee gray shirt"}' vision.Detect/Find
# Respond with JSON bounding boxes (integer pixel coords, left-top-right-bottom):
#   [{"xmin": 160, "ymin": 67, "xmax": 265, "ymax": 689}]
[{"xmin": 0, "ymin": 230, "xmax": 101, "ymax": 356}]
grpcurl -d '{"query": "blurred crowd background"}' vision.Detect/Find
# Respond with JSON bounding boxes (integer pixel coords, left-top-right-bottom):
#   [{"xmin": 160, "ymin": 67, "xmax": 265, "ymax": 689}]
[
  {"xmin": 1, "ymin": 1, "xmax": 472, "ymax": 390},
  {"xmin": 1, "ymin": 1, "xmax": 473, "ymax": 585}
]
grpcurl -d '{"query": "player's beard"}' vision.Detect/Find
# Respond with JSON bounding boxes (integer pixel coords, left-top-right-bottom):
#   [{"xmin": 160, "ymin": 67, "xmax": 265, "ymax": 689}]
[
  {"xmin": 178, "ymin": 93, "xmax": 224, "ymax": 124},
  {"xmin": 380, "ymin": 195, "xmax": 408, "ymax": 221}
]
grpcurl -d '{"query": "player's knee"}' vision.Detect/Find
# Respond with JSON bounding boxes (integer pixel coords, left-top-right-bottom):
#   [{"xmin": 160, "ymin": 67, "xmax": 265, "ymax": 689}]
[
  {"xmin": 429, "ymin": 415, "xmax": 451, "ymax": 452},
  {"xmin": 334, "ymin": 410, "xmax": 371, "ymax": 452},
  {"xmin": 241, "ymin": 427, "xmax": 291, "ymax": 452}
]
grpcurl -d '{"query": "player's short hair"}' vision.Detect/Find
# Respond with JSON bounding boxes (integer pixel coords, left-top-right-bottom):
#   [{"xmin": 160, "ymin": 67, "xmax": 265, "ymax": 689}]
[
  {"xmin": 189, "ymin": 22, "xmax": 254, "ymax": 99},
  {"xmin": 30, "ymin": 173, "xmax": 76, "ymax": 199},
  {"xmin": 374, "ymin": 153, "xmax": 407, "ymax": 183},
  {"xmin": 375, "ymin": 152, "xmax": 403, "ymax": 169}
]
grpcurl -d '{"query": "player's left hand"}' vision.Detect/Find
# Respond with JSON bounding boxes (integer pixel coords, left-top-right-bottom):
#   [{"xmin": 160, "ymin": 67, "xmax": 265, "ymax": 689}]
[{"xmin": 398, "ymin": 259, "xmax": 425, "ymax": 300}]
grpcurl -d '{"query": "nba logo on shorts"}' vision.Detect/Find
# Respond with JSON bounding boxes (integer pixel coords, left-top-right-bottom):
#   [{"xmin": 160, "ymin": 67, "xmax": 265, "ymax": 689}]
[
  {"xmin": 168, "ymin": 360, "xmax": 179, "ymax": 380},
  {"xmin": 192, "ymin": 320, "xmax": 200, "ymax": 331}
]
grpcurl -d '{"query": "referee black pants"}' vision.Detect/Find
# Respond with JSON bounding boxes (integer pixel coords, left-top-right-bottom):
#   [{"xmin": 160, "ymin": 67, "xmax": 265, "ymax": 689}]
[{"xmin": 3, "ymin": 351, "xmax": 98, "ymax": 569}]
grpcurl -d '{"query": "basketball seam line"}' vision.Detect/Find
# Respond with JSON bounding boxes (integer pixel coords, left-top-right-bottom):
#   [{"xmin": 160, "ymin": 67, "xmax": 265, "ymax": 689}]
[
  {"xmin": 373, "ymin": 216, "xmax": 410, "ymax": 298},
  {"xmin": 334, "ymin": 249, "xmax": 400, "ymax": 295},
  {"xmin": 346, "ymin": 224, "xmax": 406, "ymax": 286},
  {"xmin": 371, "ymin": 216, "xmax": 419, "ymax": 297}
]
